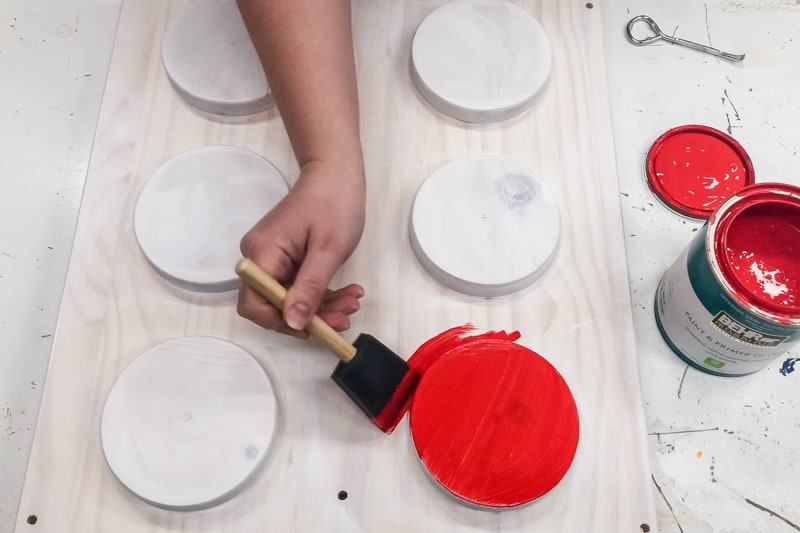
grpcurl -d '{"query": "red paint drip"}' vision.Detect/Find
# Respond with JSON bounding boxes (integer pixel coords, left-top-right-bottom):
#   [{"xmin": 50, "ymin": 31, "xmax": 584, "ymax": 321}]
[
  {"xmin": 717, "ymin": 191, "xmax": 800, "ymax": 317},
  {"xmin": 409, "ymin": 325, "xmax": 579, "ymax": 508},
  {"xmin": 647, "ymin": 126, "xmax": 754, "ymax": 218}
]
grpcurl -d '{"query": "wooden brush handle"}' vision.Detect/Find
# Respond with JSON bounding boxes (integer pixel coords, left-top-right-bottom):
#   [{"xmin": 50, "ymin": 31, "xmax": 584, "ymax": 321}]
[{"xmin": 235, "ymin": 258, "xmax": 357, "ymax": 363}]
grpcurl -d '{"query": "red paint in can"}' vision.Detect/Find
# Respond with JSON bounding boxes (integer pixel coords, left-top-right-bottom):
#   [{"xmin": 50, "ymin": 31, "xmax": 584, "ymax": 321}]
[{"xmin": 714, "ymin": 188, "xmax": 800, "ymax": 319}]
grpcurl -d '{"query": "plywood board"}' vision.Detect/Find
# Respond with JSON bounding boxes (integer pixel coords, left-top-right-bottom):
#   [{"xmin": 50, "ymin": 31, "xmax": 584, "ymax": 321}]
[{"xmin": 15, "ymin": 1, "xmax": 657, "ymax": 531}]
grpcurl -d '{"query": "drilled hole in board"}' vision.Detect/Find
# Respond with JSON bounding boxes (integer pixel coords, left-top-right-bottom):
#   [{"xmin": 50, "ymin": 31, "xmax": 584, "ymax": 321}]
[
  {"xmin": 337, "ymin": 490, "xmax": 348, "ymax": 501},
  {"xmin": 640, "ymin": 524, "xmax": 650, "ymax": 532},
  {"xmin": 585, "ymin": 2, "xmax": 594, "ymax": 8},
  {"xmin": 26, "ymin": 515, "xmax": 37, "ymax": 525}
]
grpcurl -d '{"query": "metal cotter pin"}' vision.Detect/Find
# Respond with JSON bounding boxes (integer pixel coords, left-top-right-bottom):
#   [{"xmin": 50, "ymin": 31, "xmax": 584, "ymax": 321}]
[{"xmin": 626, "ymin": 15, "xmax": 745, "ymax": 62}]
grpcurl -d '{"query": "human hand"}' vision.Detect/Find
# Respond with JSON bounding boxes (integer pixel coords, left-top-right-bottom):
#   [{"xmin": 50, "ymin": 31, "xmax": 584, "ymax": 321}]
[{"xmin": 237, "ymin": 161, "xmax": 366, "ymax": 338}]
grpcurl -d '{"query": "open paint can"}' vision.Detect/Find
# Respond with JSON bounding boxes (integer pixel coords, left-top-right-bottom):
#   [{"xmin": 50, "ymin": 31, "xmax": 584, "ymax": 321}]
[{"xmin": 655, "ymin": 183, "xmax": 800, "ymax": 375}]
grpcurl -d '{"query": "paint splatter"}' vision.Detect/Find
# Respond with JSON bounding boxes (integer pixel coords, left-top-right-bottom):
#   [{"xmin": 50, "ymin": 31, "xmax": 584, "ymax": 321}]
[
  {"xmin": 730, "ymin": 251, "xmax": 791, "ymax": 301},
  {"xmin": 748, "ymin": 259, "xmax": 789, "ymax": 299},
  {"xmin": 697, "ymin": 450, "xmax": 703, "ymax": 458},
  {"xmin": 779, "ymin": 358, "xmax": 800, "ymax": 376}
]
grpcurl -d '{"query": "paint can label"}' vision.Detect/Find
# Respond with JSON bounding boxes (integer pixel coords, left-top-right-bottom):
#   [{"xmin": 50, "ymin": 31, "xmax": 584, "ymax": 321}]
[{"xmin": 655, "ymin": 225, "xmax": 800, "ymax": 376}]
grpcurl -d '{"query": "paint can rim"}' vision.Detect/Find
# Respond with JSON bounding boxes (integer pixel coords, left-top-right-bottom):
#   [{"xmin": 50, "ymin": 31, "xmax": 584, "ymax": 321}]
[
  {"xmin": 645, "ymin": 124, "xmax": 755, "ymax": 219},
  {"xmin": 707, "ymin": 182, "xmax": 800, "ymax": 323}
]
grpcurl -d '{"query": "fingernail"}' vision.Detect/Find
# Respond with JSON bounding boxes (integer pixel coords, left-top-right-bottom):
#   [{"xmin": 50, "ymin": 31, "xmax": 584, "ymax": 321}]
[{"xmin": 286, "ymin": 303, "xmax": 311, "ymax": 330}]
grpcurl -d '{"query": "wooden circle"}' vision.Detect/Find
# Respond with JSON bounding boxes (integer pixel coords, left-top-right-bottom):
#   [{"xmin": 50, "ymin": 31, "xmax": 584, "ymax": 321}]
[
  {"xmin": 409, "ymin": 337, "xmax": 579, "ymax": 509},
  {"xmin": 162, "ymin": 0, "xmax": 274, "ymax": 116},
  {"xmin": 411, "ymin": 0, "xmax": 551, "ymax": 123},
  {"xmin": 101, "ymin": 337, "xmax": 278, "ymax": 510},
  {"xmin": 134, "ymin": 146, "xmax": 288, "ymax": 292},
  {"xmin": 410, "ymin": 155, "xmax": 560, "ymax": 297}
]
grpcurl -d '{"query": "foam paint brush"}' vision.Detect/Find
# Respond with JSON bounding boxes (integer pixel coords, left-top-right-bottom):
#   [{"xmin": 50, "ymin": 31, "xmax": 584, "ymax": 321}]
[{"xmin": 235, "ymin": 258, "xmax": 419, "ymax": 433}]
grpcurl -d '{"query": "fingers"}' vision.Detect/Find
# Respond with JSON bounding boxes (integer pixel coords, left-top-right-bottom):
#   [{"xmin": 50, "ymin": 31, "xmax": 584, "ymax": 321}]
[
  {"xmin": 236, "ymin": 187, "xmax": 365, "ymax": 336},
  {"xmin": 283, "ymin": 249, "xmax": 355, "ymax": 331},
  {"xmin": 317, "ymin": 283, "xmax": 364, "ymax": 331},
  {"xmin": 320, "ymin": 284, "xmax": 364, "ymax": 314},
  {"xmin": 237, "ymin": 282, "xmax": 310, "ymax": 339},
  {"xmin": 237, "ymin": 213, "xmax": 304, "ymax": 335},
  {"xmin": 316, "ymin": 311, "xmax": 352, "ymax": 332},
  {"xmin": 238, "ymin": 271, "xmax": 363, "ymax": 334}
]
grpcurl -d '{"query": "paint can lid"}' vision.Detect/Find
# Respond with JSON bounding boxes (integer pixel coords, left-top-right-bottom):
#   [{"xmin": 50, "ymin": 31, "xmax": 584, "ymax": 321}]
[{"xmin": 645, "ymin": 125, "xmax": 755, "ymax": 219}]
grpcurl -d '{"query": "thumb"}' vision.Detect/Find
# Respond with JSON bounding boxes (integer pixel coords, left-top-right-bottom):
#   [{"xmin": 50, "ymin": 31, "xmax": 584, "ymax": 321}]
[{"xmin": 283, "ymin": 249, "xmax": 341, "ymax": 330}]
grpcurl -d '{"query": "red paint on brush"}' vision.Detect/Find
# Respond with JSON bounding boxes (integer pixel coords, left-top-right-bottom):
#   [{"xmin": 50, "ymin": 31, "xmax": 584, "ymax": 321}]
[
  {"xmin": 373, "ymin": 325, "xmax": 521, "ymax": 433},
  {"xmin": 409, "ymin": 326, "xmax": 579, "ymax": 508},
  {"xmin": 371, "ymin": 368, "xmax": 420, "ymax": 433},
  {"xmin": 715, "ymin": 186, "xmax": 800, "ymax": 318},
  {"xmin": 646, "ymin": 125, "xmax": 754, "ymax": 219}
]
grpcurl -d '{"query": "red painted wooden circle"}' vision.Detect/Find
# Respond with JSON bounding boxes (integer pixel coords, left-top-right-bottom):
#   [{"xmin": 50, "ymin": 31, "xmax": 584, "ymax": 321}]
[{"xmin": 409, "ymin": 336, "xmax": 579, "ymax": 508}]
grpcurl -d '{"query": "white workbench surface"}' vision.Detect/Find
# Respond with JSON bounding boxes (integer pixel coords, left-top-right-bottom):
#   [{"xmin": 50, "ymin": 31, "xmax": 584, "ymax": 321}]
[{"xmin": 1, "ymin": 1, "xmax": 798, "ymax": 532}]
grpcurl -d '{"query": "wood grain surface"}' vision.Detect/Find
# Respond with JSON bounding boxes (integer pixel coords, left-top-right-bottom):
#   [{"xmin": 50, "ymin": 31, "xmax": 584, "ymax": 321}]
[
  {"xmin": 100, "ymin": 336, "xmax": 278, "ymax": 511},
  {"xmin": 15, "ymin": 1, "xmax": 657, "ymax": 531},
  {"xmin": 410, "ymin": 0, "xmax": 551, "ymax": 123},
  {"xmin": 133, "ymin": 146, "xmax": 288, "ymax": 293}
]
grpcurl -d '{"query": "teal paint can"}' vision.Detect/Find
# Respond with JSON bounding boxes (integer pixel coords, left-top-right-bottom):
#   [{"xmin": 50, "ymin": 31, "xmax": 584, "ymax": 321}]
[{"xmin": 654, "ymin": 183, "xmax": 800, "ymax": 376}]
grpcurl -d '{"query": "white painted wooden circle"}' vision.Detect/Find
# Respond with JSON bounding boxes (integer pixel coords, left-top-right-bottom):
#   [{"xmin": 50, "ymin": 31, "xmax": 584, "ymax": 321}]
[
  {"xmin": 100, "ymin": 336, "xmax": 278, "ymax": 511},
  {"xmin": 411, "ymin": 0, "xmax": 551, "ymax": 123},
  {"xmin": 134, "ymin": 146, "xmax": 289, "ymax": 292},
  {"xmin": 162, "ymin": 0, "xmax": 274, "ymax": 116},
  {"xmin": 410, "ymin": 155, "xmax": 560, "ymax": 296}
]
